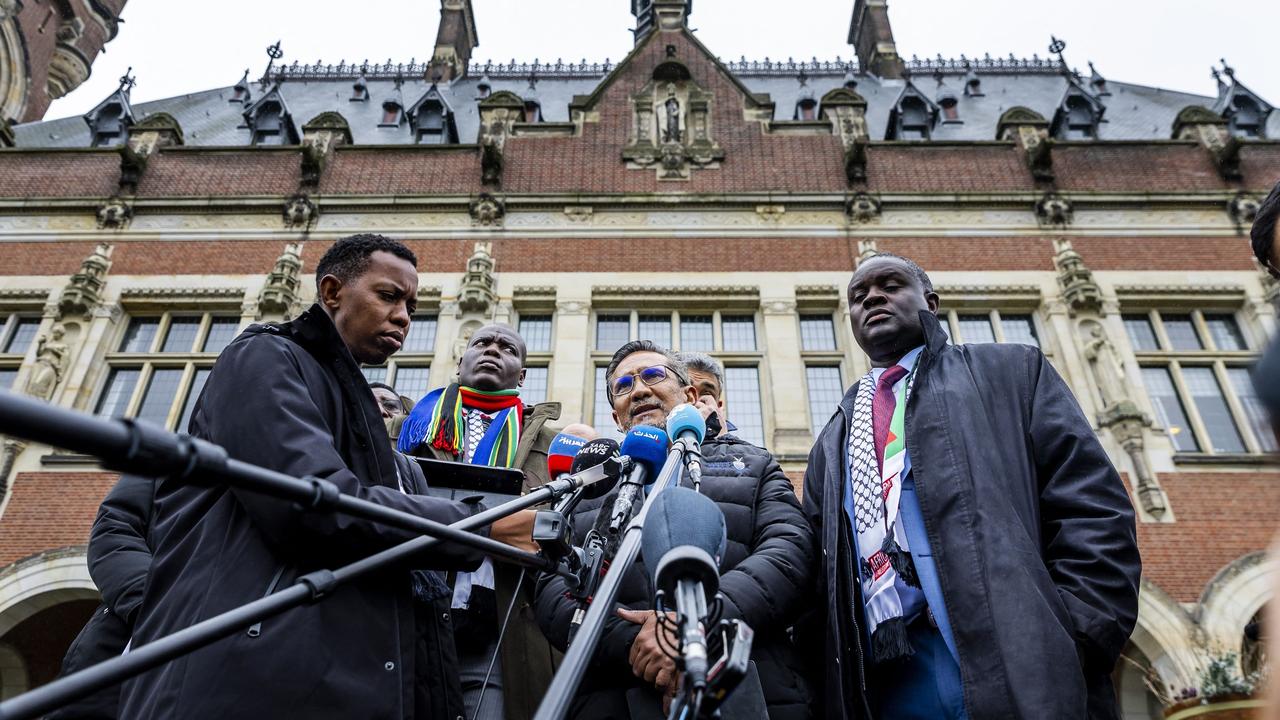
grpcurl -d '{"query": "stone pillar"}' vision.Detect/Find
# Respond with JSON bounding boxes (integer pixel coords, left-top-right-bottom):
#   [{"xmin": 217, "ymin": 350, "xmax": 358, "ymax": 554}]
[
  {"xmin": 759, "ymin": 294, "xmax": 811, "ymax": 458},
  {"xmin": 550, "ymin": 295, "xmax": 592, "ymax": 425}
]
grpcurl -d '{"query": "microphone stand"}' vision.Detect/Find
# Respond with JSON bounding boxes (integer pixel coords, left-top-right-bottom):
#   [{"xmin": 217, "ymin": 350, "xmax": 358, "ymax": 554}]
[
  {"xmin": 0, "ymin": 389, "xmax": 609, "ymax": 720},
  {"xmin": 534, "ymin": 442, "xmax": 694, "ymax": 720}
]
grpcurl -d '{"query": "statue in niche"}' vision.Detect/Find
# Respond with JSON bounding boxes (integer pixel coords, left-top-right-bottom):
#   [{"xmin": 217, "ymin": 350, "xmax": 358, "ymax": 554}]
[
  {"xmin": 1081, "ymin": 322, "xmax": 1129, "ymax": 409},
  {"xmin": 452, "ymin": 321, "xmax": 481, "ymax": 370},
  {"xmin": 26, "ymin": 323, "xmax": 68, "ymax": 401},
  {"xmin": 662, "ymin": 88, "xmax": 682, "ymax": 143}
]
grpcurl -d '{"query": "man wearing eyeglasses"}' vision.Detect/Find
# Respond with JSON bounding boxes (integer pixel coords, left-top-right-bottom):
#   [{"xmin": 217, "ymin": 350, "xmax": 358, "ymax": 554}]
[
  {"xmin": 1251, "ymin": 180, "xmax": 1280, "ymax": 278},
  {"xmin": 535, "ymin": 341, "xmax": 814, "ymax": 720}
]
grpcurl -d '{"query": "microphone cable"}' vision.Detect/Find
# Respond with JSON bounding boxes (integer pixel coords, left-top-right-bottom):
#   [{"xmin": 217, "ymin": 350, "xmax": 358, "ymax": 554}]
[{"xmin": 471, "ymin": 568, "xmax": 526, "ymax": 720}]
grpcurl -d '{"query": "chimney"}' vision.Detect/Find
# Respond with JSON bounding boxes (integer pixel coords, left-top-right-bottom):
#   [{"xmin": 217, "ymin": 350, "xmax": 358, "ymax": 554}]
[
  {"xmin": 633, "ymin": 0, "xmax": 690, "ymax": 45},
  {"xmin": 429, "ymin": 0, "xmax": 479, "ymax": 82},
  {"xmin": 848, "ymin": 0, "xmax": 905, "ymax": 79}
]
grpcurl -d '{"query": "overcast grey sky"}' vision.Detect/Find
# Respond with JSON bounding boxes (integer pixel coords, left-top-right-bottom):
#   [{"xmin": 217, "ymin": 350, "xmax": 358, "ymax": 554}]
[{"xmin": 45, "ymin": 0, "xmax": 1276, "ymax": 121}]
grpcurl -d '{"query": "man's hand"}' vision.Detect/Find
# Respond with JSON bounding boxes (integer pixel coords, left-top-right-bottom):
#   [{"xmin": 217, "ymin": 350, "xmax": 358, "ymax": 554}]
[
  {"xmin": 617, "ymin": 608, "xmax": 680, "ymax": 695},
  {"xmin": 489, "ymin": 509, "xmax": 539, "ymax": 554}
]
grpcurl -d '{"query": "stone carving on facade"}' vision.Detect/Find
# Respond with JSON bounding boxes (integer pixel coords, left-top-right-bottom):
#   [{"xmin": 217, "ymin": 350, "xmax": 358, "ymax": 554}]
[
  {"xmin": 24, "ymin": 323, "xmax": 68, "ymax": 401},
  {"xmin": 478, "ymin": 91, "xmax": 525, "ymax": 186},
  {"xmin": 1036, "ymin": 192, "xmax": 1073, "ymax": 228},
  {"xmin": 555, "ymin": 299, "xmax": 590, "ymax": 316},
  {"xmin": 96, "ymin": 197, "xmax": 132, "ymax": 229},
  {"xmin": 470, "ymin": 193, "xmax": 505, "ymax": 226},
  {"xmin": 857, "ymin": 239, "xmax": 879, "ymax": 264},
  {"xmin": 1172, "ymin": 105, "xmax": 1241, "ymax": 181},
  {"xmin": 846, "ymin": 192, "xmax": 882, "ymax": 224},
  {"xmin": 120, "ymin": 112, "xmax": 184, "ymax": 191},
  {"xmin": 563, "ymin": 206, "xmax": 593, "ymax": 223},
  {"xmin": 452, "ymin": 319, "xmax": 482, "ymax": 367},
  {"xmin": 622, "ymin": 70, "xmax": 723, "ymax": 180},
  {"xmin": 1053, "ymin": 238, "xmax": 1102, "ymax": 315},
  {"xmin": 997, "ymin": 106, "xmax": 1053, "ymax": 183},
  {"xmin": 1078, "ymin": 319, "xmax": 1167, "ymax": 518},
  {"xmin": 755, "ymin": 205, "xmax": 785, "ymax": 222},
  {"xmin": 0, "ymin": 437, "xmax": 25, "ymax": 501},
  {"xmin": 283, "ymin": 194, "xmax": 318, "ymax": 228},
  {"xmin": 257, "ymin": 242, "xmax": 304, "ymax": 320},
  {"xmin": 1228, "ymin": 191, "xmax": 1261, "ymax": 230},
  {"xmin": 820, "ymin": 88, "xmax": 870, "ymax": 183},
  {"xmin": 458, "ymin": 241, "xmax": 497, "ymax": 315},
  {"xmin": 300, "ymin": 112, "xmax": 352, "ymax": 187},
  {"xmin": 59, "ymin": 243, "xmax": 112, "ymax": 318},
  {"xmin": 760, "ymin": 298, "xmax": 797, "ymax": 316}
]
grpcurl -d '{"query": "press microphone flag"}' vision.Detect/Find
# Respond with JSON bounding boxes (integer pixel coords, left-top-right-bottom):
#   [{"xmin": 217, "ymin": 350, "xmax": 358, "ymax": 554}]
[
  {"xmin": 571, "ymin": 438, "xmax": 621, "ymax": 500},
  {"xmin": 547, "ymin": 432, "xmax": 588, "ymax": 479}
]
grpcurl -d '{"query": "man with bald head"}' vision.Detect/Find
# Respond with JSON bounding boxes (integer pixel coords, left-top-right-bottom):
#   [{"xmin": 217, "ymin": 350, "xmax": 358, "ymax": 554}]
[
  {"xmin": 399, "ymin": 323, "xmax": 563, "ymax": 720},
  {"xmin": 801, "ymin": 253, "xmax": 1140, "ymax": 720}
]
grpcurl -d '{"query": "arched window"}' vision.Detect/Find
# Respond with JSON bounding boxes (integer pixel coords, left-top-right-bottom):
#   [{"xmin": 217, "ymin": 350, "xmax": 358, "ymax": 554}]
[
  {"xmin": 795, "ymin": 98, "xmax": 818, "ymax": 121},
  {"xmin": 524, "ymin": 100, "xmax": 542, "ymax": 123},
  {"xmin": 380, "ymin": 100, "xmax": 404, "ymax": 127},
  {"xmin": 940, "ymin": 97, "xmax": 959, "ymax": 122}
]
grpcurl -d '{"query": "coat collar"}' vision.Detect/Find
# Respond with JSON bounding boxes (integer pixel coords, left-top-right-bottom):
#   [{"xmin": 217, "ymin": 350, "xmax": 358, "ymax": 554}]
[{"xmin": 838, "ymin": 309, "xmax": 948, "ymax": 418}]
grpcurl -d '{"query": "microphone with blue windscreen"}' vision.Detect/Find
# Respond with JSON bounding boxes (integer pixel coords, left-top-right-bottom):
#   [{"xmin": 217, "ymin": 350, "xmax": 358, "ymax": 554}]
[
  {"xmin": 640, "ymin": 486, "xmax": 727, "ymax": 696},
  {"xmin": 608, "ymin": 425, "xmax": 670, "ymax": 534},
  {"xmin": 665, "ymin": 403, "xmax": 707, "ymax": 490}
]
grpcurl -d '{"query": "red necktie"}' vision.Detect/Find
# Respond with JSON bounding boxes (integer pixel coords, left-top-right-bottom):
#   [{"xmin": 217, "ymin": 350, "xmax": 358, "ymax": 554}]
[{"xmin": 872, "ymin": 365, "xmax": 909, "ymax": 473}]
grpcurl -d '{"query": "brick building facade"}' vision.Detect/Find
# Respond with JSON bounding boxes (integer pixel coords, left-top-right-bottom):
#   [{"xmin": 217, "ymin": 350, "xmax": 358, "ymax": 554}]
[{"xmin": 0, "ymin": 0, "xmax": 1276, "ymax": 715}]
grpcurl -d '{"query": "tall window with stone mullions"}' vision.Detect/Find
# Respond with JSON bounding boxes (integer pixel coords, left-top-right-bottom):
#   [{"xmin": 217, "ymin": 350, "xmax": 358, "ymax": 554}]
[{"xmin": 1125, "ymin": 310, "xmax": 1273, "ymax": 455}]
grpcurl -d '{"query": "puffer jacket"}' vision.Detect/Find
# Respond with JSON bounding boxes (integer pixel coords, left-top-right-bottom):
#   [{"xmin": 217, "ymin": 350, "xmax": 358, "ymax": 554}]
[{"xmin": 535, "ymin": 433, "xmax": 814, "ymax": 720}]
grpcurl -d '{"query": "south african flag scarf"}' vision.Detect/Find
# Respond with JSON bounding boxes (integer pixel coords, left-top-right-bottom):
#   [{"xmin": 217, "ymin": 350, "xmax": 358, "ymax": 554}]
[{"xmin": 398, "ymin": 383, "xmax": 524, "ymax": 467}]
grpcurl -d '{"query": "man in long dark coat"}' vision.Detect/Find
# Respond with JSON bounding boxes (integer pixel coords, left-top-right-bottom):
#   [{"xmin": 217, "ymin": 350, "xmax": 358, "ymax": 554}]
[{"xmin": 802, "ymin": 253, "xmax": 1140, "ymax": 719}]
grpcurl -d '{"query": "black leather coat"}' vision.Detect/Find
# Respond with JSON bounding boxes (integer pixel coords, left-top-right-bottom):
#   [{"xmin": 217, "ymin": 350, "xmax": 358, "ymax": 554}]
[{"xmin": 800, "ymin": 312, "xmax": 1141, "ymax": 720}]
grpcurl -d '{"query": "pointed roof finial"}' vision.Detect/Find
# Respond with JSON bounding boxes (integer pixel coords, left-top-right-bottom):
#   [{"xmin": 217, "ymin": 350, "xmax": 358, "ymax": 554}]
[
  {"xmin": 1049, "ymin": 35, "xmax": 1067, "ymax": 68},
  {"xmin": 1220, "ymin": 58, "xmax": 1235, "ymax": 80},
  {"xmin": 262, "ymin": 40, "xmax": 283, "ymax": 86},
  {"xmin": 117, "ymin": 66, "xmax": 136, "ymax": 94}
]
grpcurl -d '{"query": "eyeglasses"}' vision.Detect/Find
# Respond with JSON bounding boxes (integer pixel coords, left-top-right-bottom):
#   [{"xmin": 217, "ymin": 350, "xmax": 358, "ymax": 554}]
[{"xmin": 609, "ymin": 364, "xmax": 682, "ymax": 398}]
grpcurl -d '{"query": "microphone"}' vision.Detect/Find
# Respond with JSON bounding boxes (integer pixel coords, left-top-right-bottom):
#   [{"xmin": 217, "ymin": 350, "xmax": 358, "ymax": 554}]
[
  {"xmin": 570, "ymin": 438, "xmax": 622, "ymax": 500},
  {"xmin": 547, "ymin": 432, "xmax": 588, "ymax": 481},
  {"xmin": 665, "ymin": 404, "xmax": 706, "ymax": 491},
  {"xmin": 640, "ymin": 486, "xmax": 726, "ymax": 696},
  {"xmin": 608, "ymin": 425, "xmax": 670, "ymax": 534}
]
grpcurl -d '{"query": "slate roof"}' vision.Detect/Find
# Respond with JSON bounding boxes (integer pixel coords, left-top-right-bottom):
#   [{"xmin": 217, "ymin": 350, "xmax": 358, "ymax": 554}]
[{"xmin": 14, "ymin": 56, "xmax": 1279, "ymax": 148}]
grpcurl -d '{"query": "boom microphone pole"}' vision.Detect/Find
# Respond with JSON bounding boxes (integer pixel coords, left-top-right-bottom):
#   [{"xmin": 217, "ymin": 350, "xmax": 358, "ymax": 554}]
[
  {"xmin": 0, "ymin": 480, "xmax": 592, "ymax": 720},
  {"xmin": 535, "ymin": 422, "xmax": 707, "ymax": 720},
  {"xmin": 0, "ymin": 389, "xmax": 552, "ymax": 570}
]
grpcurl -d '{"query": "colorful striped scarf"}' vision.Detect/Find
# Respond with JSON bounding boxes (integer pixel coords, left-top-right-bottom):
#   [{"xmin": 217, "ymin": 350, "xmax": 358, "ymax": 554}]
[{"xmin": 398, "ymin": 383, "xmax": 524, "ymax": 468}]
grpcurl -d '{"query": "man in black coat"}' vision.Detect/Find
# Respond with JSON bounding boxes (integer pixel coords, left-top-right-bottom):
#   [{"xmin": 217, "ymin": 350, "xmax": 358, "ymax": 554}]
[
  {"xmin": 118, "ymin": 234, "xmax": 534, "ymax": 720},
  {"xmin": 535, "ymin": 341, "xmax": 813, "ymax": 720},
  {"xmin": 801, "ymin": 253, "xmax": 1140, "ymax": 719}
]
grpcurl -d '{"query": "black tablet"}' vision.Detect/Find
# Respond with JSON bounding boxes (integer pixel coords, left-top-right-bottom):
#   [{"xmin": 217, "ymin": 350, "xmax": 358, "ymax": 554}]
[{"xmin": 412, "ymin": 456, "xmax": 525, "ymax": 503}]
